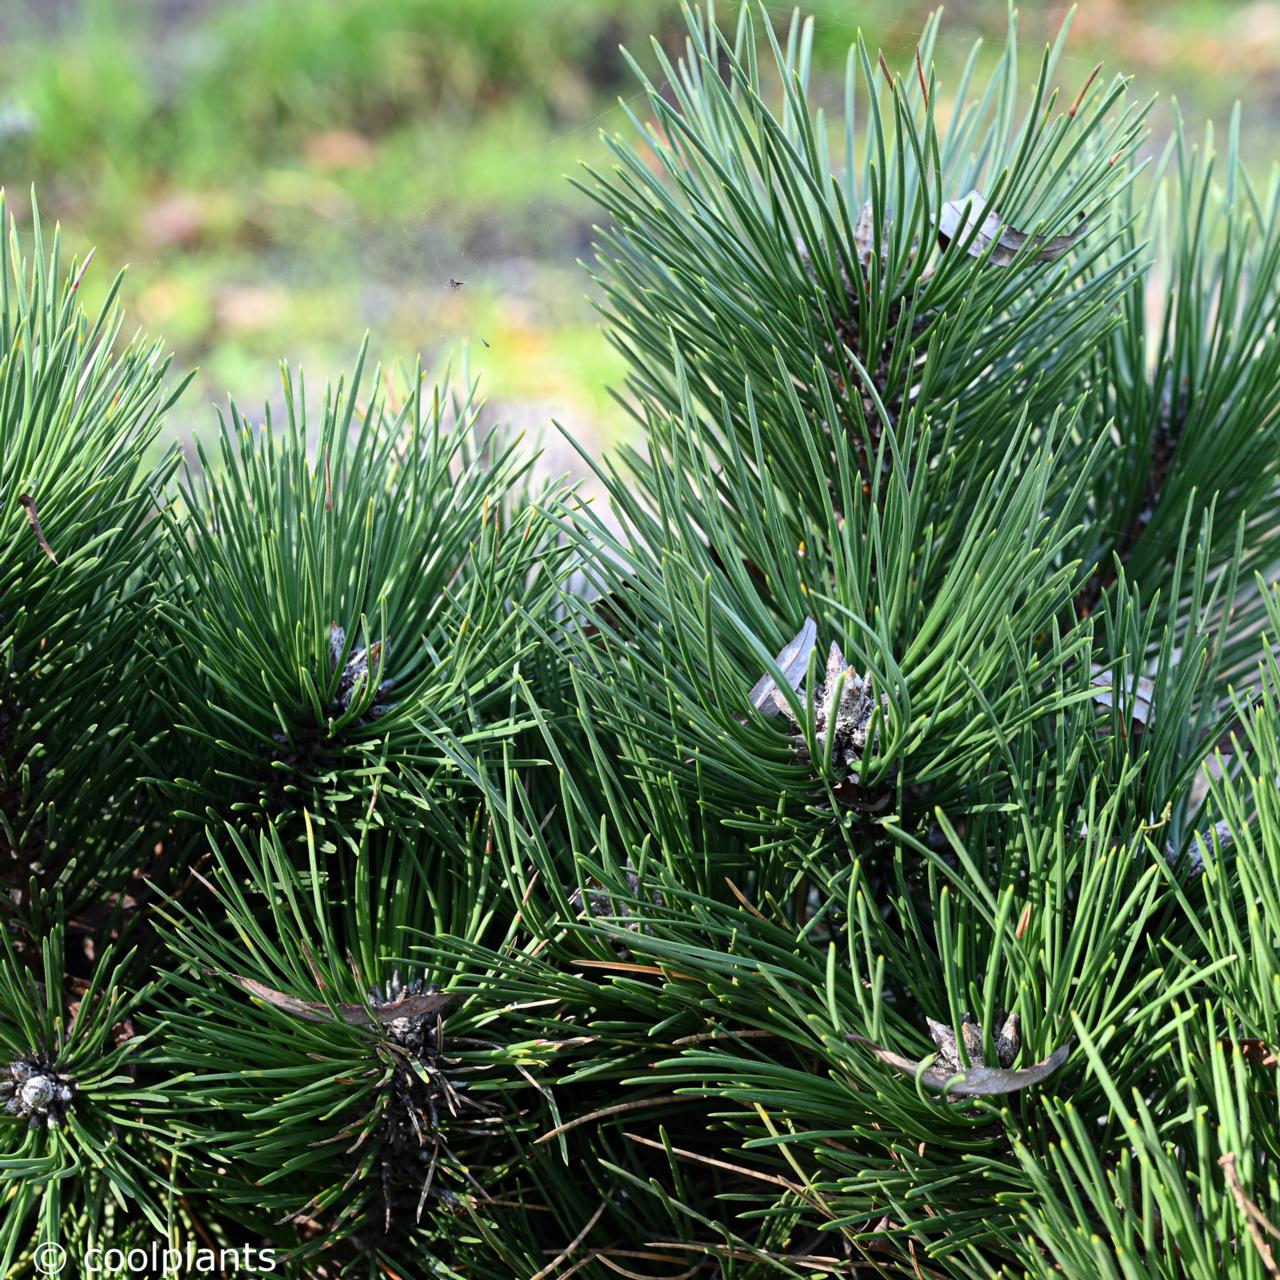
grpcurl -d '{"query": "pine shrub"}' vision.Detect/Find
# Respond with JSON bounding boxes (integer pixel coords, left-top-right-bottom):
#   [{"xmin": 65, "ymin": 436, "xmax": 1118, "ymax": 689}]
[{"xmin": 2, "ymin": 5, "xmax": 1279, "ymax": 1278}]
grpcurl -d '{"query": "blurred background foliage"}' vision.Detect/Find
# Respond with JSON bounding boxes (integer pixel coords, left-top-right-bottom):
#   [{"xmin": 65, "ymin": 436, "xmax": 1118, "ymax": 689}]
[{"xmin": 0, "ymin": 0, "xmax": 1278, "ymax": 471}]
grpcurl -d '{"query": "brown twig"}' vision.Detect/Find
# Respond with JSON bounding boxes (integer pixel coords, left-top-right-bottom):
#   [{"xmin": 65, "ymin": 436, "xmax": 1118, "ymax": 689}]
[
  {"xmin": 1016, "ymin": 903, "xmax": 1032, "ymax": 940},
  {"xmin": 1069, "ymin": 63, "xmax": 1102, "ymax": 118},
  {"xmin": 575, "ymin": 958, "xmax": 698, "ymax": 982},
  {"xmin": 725, "ymin": 877, "xmax": 768, "ymax": 923},
  {"xmin": 1220, "ymin": 1153, "xmax": 1280, "ymax": 1277},
  {"xmin": 18, "ymin": 494, "xmax": 57, "ymax": 564},
  {"xmin": 624, "ymin": 1131, "xmax": 822, "ymax": 1211},
  {"xmin": 597, "ymin": 1255, "xmax": 701, "ymax": 1280},
  {"xmin": 645, "ymin": 1240, "xmax": 897, "ymax": 1275},
  {"xmin": 670, "ymin": 1028, "xmax": 776, "ymax": 1047},
  {"xmin": 530, "ymin": 1201, "xmax": 607, "ymax": 1280},
  {"xmin": 536, "ymin": 1096, "xmax": 682, "ymax": 1145},
  {"xmin": 70, "ymin": 247, "xmax": 96, "ymax": 293},
  {"xmin": 909, "ymin": 1236, "xmax": 926, "ymax": 1280}
]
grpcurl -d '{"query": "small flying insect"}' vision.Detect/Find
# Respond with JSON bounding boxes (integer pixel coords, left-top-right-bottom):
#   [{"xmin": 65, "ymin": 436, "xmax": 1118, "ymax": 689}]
[{"xmin": 448, "ymin": 277, "xmax": 464, "ymax": 290}]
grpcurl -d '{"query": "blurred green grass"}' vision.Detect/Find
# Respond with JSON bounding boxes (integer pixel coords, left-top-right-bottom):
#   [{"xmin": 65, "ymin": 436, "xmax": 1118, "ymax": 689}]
[{"xmin": 2, "ymin": 0, "xmax": 1278, "ymax": 468}]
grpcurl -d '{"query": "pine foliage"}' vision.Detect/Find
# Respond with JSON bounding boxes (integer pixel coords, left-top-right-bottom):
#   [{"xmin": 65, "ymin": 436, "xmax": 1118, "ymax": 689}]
[
  {"xmin": 0, "ymin": 197, "xmax": 188, "ymax": 910},
  {"xmin": 2, "ymin": 5, "xmax": 1280, "ymax": 1278}
]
